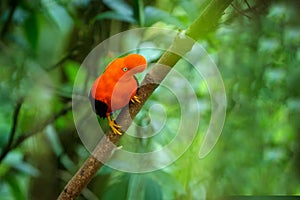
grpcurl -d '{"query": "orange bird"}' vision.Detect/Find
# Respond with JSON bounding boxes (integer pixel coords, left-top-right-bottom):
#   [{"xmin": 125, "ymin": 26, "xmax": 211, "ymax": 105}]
[{"xmin": 89, "ymin": 54, "xmax": 147, "ymax": 135}]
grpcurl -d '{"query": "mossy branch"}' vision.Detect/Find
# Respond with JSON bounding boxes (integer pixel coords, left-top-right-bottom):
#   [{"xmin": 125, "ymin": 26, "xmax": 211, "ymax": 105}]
[{"xmin": 58, "ymin": 0, "xmax": 233, "ymax": 199}]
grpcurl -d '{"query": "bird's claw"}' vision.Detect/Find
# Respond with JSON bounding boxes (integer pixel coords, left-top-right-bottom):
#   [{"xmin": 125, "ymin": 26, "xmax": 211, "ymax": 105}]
[
  {"xmin": 130, "ymin": 95, "xmax": 141, "ymax": 104},
  {"xmin": 107, "ymin": 114, "xmax": 123, "ymax": 135},
  {"xmin": 109, "ymin": 120, "xmax": 122, "ymax": 135}
]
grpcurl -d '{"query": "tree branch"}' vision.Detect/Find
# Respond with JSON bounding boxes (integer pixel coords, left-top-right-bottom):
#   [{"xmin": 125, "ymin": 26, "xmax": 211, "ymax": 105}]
[{"xmin": 58, "ymin": 0, "xmax": 233, "ymax": 199}]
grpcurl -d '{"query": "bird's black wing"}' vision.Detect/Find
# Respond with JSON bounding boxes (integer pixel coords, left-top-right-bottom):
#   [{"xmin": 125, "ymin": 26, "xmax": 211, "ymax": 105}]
[
  {"xmin": 134, "ymin": 75, "xmax": 139, "ymax": 87},
  {"xmin": 89, "ymin": 91, "xmax": 108, "ymax": 118},
  {"xmin": 133, "ymin": 75, "xmax": 140, "ymax": 99}
]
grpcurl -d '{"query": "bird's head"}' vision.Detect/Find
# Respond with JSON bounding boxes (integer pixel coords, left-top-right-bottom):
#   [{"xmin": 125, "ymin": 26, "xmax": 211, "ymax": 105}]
[
  {"xmin": 123, "ymin": 54, "xmax": 147, "ymax": 74},
  {"xmin": 104, "ymin": 54, "xmax": 147, "ymax": 82}
]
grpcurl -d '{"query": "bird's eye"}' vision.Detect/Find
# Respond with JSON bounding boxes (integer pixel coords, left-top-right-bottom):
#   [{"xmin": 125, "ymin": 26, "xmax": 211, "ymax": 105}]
[{"xmin": 122, "ymin": 67, "xmax": 128, "ymax": 72}]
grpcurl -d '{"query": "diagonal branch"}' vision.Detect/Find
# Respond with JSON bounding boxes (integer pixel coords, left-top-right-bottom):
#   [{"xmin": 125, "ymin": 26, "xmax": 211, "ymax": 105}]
[{"xmin": 58, "ymin": 0, "xmax": 233, "ymax": 199}]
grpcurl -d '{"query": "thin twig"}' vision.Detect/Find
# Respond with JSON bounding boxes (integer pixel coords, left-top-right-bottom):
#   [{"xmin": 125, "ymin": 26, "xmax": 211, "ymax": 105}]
[
  {"xmin": 0, "ymin": 102, "xmax": 72, "ymax": 164},
  {"xmin": 231, "ymin": 3, "xmax": 251, "ymax": 19},
  {"xmin": 11, "ymin": 102, "xmax": 72, "ymax": 150},
  {"xmin": 244, "ymin": 0, "xmax": 251, "ymax": 10},
  {"xmin": 1, "ymin": 0, "xmax": 18, "ymax": 39},
  {"xmin": 46, "ymin": 52, "xmax": 72, "ymax": 71},
  {"xmin": 0, "ymin": 98, "xmax": 23, "ymax": 162},
  {"xmin": 45, "ymin": 44, "xmax": 79, "ymax": 71}
]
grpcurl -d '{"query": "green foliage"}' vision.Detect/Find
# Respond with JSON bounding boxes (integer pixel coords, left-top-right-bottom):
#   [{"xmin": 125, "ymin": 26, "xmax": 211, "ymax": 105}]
[
  {"xmin": 1, "ymin": 0, "xmax": 300, "ymax": 199},
  {"xmin": 95, "ymin": 0, "xmax": 135, "ymax": 23},
  {"xmin": 96, "ymin": 0, "xmax": 185, "ymax": 28},
  {"xmin": 0, "ymin": 152, "xmax": 38, "ymax": 200},
  {"xmin": 101, "ymin": 173, "xmax": 163, "ymax": 200},
  {"xmin": 24, "ymin": 13, "xmax": 39, "ymax": 50}
]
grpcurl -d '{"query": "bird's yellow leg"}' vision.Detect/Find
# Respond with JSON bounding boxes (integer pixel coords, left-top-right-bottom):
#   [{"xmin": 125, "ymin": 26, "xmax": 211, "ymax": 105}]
[
  {"xmin": 107, "ymin": 114, "xmax": 122, "ymax": 135},
  {"xmin": 130, "ymin": 95, "xmax": 141, "ymax": 104}
]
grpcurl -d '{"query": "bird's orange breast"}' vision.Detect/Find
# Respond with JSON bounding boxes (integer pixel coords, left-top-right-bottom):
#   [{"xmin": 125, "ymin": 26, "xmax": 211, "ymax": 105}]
[
  {"xmin": 90, "ymin": 54, "xmax": 146, "ymax": 116},
  {"xmin": 90, "ymin": 74, "xmax": 138, "ymax": 114}
]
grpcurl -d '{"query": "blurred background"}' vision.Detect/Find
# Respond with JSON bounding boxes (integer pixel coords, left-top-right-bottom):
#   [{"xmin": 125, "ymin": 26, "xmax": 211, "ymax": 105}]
[{"xmin": 1, "ymin": 0, "xmax": 300, "ymax": 199}]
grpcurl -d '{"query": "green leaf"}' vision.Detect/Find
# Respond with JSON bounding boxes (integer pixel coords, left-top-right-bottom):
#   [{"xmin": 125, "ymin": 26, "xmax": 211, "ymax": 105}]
[
  {"xmin": 45, "ymin": 125, "xmax": 63, "ymax": 156},
  {"xmin": 42, "ymin": 1, "xmax": 73, "ymax": 33},
  {"xmin": 152, "ymin": 171, "xmax": 185, "ymax": 198},
  {"xmin": 103, "ymin": 0, "xmax": 133, "ymax": 16},
  {"xmin": 45, "ymin": 125, "xmax": 76, "ymax": 171},
  {"xmin": 5, "ymin": 174, "xmax": 25, "ymax": 200},
  {"xmin": 64, "ymin": 61, "xmax": 80, "ymax": 84},
  {"xmin": 127, "ymin": 174, "xmax": 145, "ymax": 200},
  {"xmin": 1, "ymin": 151, "xmax": 39, "ymax": 177},
  {"xmin": 144, "ymin": 178, "xmax": 162, "ymax": 200},
  {"xmin": 13, "ymin": 161, "xmax": 40, "ymax": 177},
  {"xmin": 133, "ymin": 0, "xmax": 145, "ymax": 26},
  {"xmin": 24, "ymin": 13, "xmax": 39, "ymax": 50},
  {"xmin": 144, "ymin": 6, "xmax": 185, "ymax": 28},
  {"xmin": 94, "ymin": 11, "xmax": 136, "ymax": 23},
  {"xmin": 179, "ymin": 1, "xmax": 199, "ymax": 21},
  {"xmin": 1, "ymin": 151, "xmax": 23, "ymax": 167},
  {"xmin": 102, "ymin": 174, "xmax": 130, "ymax": 200}
]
